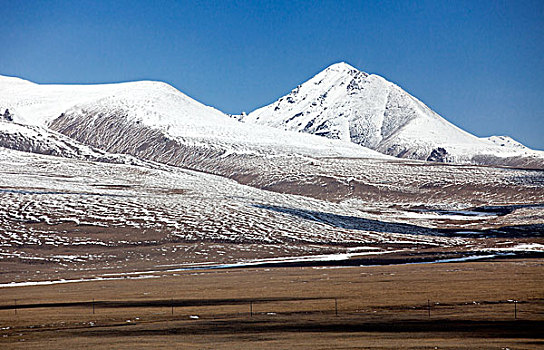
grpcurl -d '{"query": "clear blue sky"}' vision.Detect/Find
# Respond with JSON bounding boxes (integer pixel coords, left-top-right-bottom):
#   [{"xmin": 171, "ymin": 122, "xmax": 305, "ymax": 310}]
[{"xmin": 1, "ymin": 0, "xmax": 543, "ymax": 149}]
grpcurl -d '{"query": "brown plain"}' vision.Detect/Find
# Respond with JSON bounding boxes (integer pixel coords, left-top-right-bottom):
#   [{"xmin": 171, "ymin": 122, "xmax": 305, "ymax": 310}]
[{"xmin": 0, "ymin": 258, "xmax": 543, "ymax": 349}]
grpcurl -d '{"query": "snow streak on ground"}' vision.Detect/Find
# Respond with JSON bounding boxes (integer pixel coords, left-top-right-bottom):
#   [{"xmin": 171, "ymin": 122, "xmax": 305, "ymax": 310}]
[
  {"xmin": 1, "ymin": 148, "xmax": 542, "ymax": 284},
  {"xmin": 1, "ymin": 71, "xmax": 543, "ymax": 285}
]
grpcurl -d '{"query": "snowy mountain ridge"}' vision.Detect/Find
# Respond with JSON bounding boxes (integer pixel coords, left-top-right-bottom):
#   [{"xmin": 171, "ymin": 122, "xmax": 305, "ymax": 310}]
[
  {"xmin": 1, "ymin": 67, "xmax": 543, "ymax": 169},
  {"xmin": 0, "ymin": 75, "xmax": 191, "ymax": 127},
  {"xmin": 238, "ymin": 62, "xmax": 544, "ymax": 168},
  {"xmin": 0, "ymin": 72, "xmax": 391, "ymax": 180}
]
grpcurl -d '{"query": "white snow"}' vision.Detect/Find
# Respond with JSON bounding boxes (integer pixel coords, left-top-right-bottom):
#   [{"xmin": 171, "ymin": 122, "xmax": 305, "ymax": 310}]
[
  {"xmin": 0, "ymin": 71, "xmax": 542, "ymax": 285},
  {"xmin": 422, "ymin": 254, "xmax": 499, "ymax": 264},
  {"xmin": 0, "ymin": 274, "xmax": 160, "ymax": 288},
  {"xmin": 484, "ymin": 135, "xmax": 529, "ymax": 150},
  {"xmin": 0, "ymin": 75, "xmax": 140, "ymax": 126},
  {"xmin": 485, "ymin": 243, "xmax": 544, "ymax": 252},
  {"xmin": 0, "ymin": 120, "xmax": 146, "ymax": 165},
  {"xmin": 0, "ymin": 74, "xmax": 389, "ymax": 161},
  {"xmin": 2, "ymin": 69, "xmax": 541, "ymax": 167},
  {"xmin": 238, "ymin": 62, "xmax": 544, "ymax": 166}
]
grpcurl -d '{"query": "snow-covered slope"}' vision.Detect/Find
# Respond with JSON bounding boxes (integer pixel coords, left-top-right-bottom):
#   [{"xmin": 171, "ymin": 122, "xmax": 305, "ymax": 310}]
[
  {"xmin": 0, "ymin": 119, "xmax": 147, "ymax": 165},
  {"xmin": 2, "ymin": 70, "xmax": 542, "ymax": 170},
  {"xmin": 0, "ymin": 74, "xmax": 386, "ymax": 160},
  {"xmin": 53, "ymin": 81, "xmax": 389, "ymax": 160},
  {"xmin": 0, "ymin": 74, "xmax": 397, "ymax": 196},
  {"xmin": 484, "ymin": 135, "xmax": 529, "ymax": 150},
  {"xmin": 239, "ymin": 63, "xmax": 544, "ymax": 169},
  {"xmin": 0, "ymin": 75, "xmax": 151, "ymax": 127},
  {"xmin": 2, "ymin": 145, "xmax": 543, "ymax": 282}
]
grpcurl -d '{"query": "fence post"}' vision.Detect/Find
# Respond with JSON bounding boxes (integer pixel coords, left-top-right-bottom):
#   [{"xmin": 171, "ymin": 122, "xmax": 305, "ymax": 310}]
[
  {"xmin": 427, "ymin": 299, "xmax": 431, "ymax": 318},
  {"xmin": 514, "ymin": 300, "xmax": 517, "ymax": 320},
  {"xmin": 335, "ymin": 298, "xmax": 338, "ymax": 316},
  {"xmin": 92, "ymin": 298, "xmax": 95, "ymax": 314},
  {"xmin": 14, "ymin": 299, "xmax": 17, "ymax": 315},
  {"xmin": 250, "ymin": 301, "xmax": 253, "ymax": 317},
  {"xmin": 171, "ymin": 298, "xmax": 174, "ymax": 316}
]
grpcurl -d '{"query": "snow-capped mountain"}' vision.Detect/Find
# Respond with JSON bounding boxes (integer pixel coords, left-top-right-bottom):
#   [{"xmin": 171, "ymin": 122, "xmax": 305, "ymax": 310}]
[
  {"xmin": 0, "ymin": 74, "xmax": 389, "ymax": 179},
  {"xmin": 1, "ymin": 73, "xmax": 543, "ymax": 286},
  {"xmin": 239, "ymin": 62, "xmax": 544, "ymax": 169},
  {"xmin": 2, "ymin": 69, "xmax": 542, "ymax": 171}
]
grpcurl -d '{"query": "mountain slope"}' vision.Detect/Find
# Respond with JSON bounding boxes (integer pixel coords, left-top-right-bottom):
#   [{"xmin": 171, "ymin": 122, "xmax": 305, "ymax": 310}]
[
  {"xmin": 0, "ymin": 119, "xmax": 149, "ymax": 165},
  {"xmin": 2, "ymin": 144, "xmax": 543, "ymax": 283},
  {"xmin": 0, "ymin": 74, "xmax": 388, "ymax": 160},
  {"xmin": 0, "ymin": 74, "xmax": 399, "ymax": 202},
  {"xmin": 239, "ymin": 62, "xmax": 544, "ymax": 168}
]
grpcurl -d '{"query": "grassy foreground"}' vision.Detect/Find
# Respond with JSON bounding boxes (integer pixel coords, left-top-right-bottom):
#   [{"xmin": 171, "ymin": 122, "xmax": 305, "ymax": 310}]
[{"xmin": 0, "ymin": 259, "xmax": 543, "ymax": 349}]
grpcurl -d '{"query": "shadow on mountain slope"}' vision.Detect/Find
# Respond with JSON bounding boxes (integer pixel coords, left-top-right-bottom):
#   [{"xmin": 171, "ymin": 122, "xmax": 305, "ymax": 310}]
[
  {"xmin": 253, "ymin": 204, "xmax": 544, "ymax": 238},
  {"xmin": 411, "ymin": 203, "xmax": 544, "ymax": 217}
]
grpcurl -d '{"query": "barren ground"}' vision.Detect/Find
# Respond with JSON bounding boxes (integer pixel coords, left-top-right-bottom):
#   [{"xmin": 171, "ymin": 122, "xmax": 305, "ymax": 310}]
[{"xmin": 1, "ymin": 259, "xmax": 543, "ymax": 349}]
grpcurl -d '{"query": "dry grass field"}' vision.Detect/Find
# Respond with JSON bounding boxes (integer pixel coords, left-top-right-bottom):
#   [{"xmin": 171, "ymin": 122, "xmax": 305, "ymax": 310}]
[{"xmin": 0, "ymin": 258, "xmax": 543, "ymax": 349}]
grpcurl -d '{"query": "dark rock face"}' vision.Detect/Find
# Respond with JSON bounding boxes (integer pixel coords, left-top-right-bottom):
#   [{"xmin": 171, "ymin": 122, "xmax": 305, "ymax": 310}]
[
  {"xmin": 427, "ymin": 147, "xmax": 448, "ymax": 162},
  {"xmin": 3, "ymin": 109, "xmax": 13, "ymax": 122}
]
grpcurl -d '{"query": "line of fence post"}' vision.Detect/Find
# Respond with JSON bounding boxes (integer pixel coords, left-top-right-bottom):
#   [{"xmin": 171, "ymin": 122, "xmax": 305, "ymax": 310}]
[{"xmin": 2, "ymin": 297, "xmax": 531, "ymax": 321}]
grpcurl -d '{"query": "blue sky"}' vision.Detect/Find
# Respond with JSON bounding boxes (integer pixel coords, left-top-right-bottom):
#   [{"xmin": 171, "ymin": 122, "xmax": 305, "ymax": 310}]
[{"xmin": 1, "ymin": 0, "xmax": 543, "ymax": 149}]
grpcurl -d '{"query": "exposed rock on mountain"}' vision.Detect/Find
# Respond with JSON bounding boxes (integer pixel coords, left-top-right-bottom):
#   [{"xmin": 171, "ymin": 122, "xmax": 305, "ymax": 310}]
[{"xmin": 238, "ymin": 62, "xmax": 544, "ymax": 169}]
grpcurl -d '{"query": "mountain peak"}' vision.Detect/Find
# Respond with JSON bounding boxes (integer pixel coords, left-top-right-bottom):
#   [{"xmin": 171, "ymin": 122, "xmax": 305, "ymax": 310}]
[
  {"xmin": 0, "ymin": 75, "xmax": 36, "ymax": 86},
  {"xmin": 242, "ymin": 62, "xmax": 544, "ymax": 168},
  {"xmin": 310, "ymin": 62, "xmax": 369, "ymax": 87},
  {"xmin": 324, "ymin": 61, "xmax": 357, "ymax": 72},
  {"xmin": 319, "ymin": 62, "xmax": 369, "ymax": 79}
]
